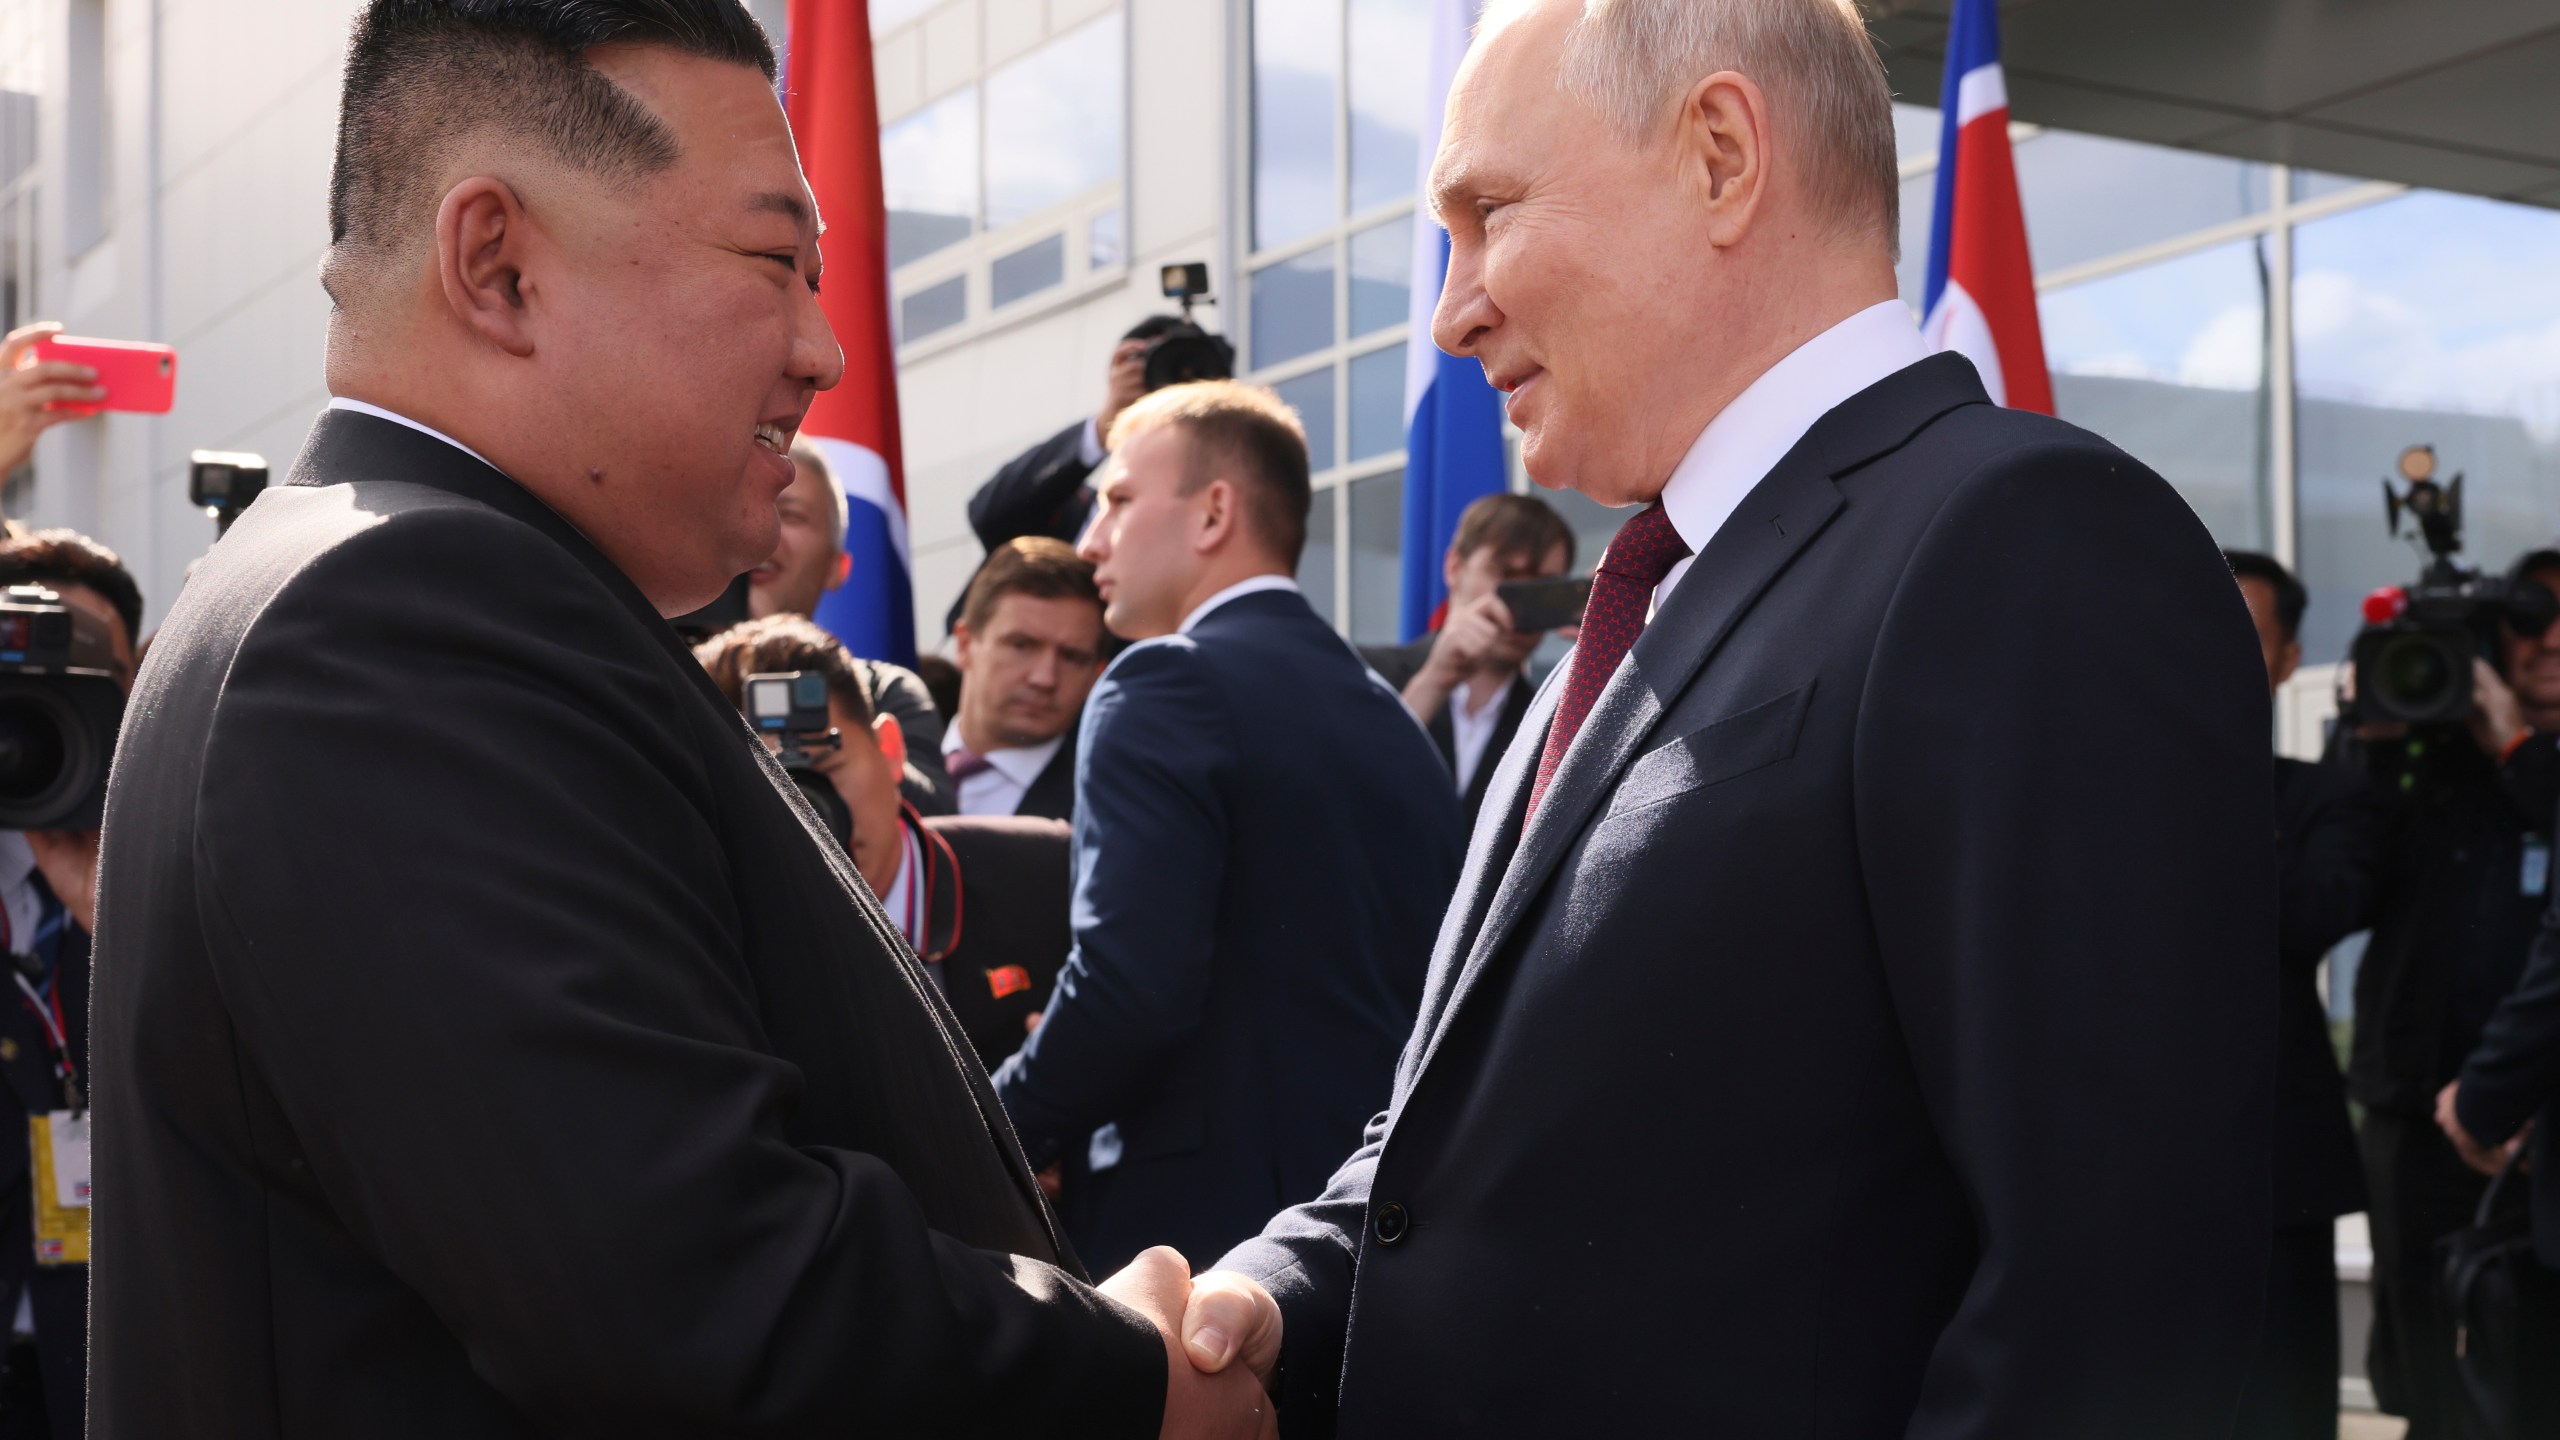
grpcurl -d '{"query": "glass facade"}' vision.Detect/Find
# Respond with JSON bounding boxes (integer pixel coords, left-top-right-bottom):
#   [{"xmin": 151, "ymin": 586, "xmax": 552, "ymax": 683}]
[
  {"xmin": 1247, "ymin": 0, "xmax": 1427, "ymax": 633},
  {"xmin": 881, "ymin": 10, "xmax": 1126, "ymax": 343}
]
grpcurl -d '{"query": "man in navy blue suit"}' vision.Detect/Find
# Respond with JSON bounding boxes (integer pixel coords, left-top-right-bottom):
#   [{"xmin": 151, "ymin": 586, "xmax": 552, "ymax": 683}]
[{"xmin": 991, "ymin": 381, "xmax": 1465, "ymax": 1278}]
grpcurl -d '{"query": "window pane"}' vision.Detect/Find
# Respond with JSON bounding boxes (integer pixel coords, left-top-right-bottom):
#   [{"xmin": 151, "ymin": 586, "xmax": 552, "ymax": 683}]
[
  {"xmin": 1348, "ymin": 343, "xmax": 1406, "ymax": 462},
  {"xmin": 2292, "ymin": 169, "xmax": 2372, "ymax": 204},
  {"xmin": 1347, "ymin": 0, "xmax": 1427, "ymax": 215},
  {"xmin": 991, "ymin": 233, "xmax": 1065, "ymax": 307},
  {"xmin": 883, "ymin": 87, "xmax": 977, "ymax": 268},
  {"xmin": 1251, "ymin": 249, "xmax": 1335, "ymax": 369},
  {"xmin": 1254, "ymin": 0, "xmax": 1339, "ymax": 251},
  {"xmin": 2039, "ymin": 238, "xmax": 2270, "ymax": 551},
  {"xmin": 871, "ymin": 0, "xmax": 936, "ymax": 32},
  {"xmin": 2294, "ymin": 191, "xmax": 2560, "ymax": 665},
  {"xmin": 1300, "ymin": 486, "xmax": 1339, "ymax": 626},
  {"xmin": 985, "ymin": 14, "xmax": 1123, "ymax": 229},
  {"xmin": 1347, "ymin": 468, "xmax": 1405, "ymax": 644},
  {"xmin": 1348, "ymin": 214, "xmax": 1411, "ymax": 336},
  {"xmin": 1090, "ymin": 208, "xmax": 1124, "ymax": 270},
  {"xmin": 2014, "ymin": 129, "xmax": 2270, "ymax": 276},
  {"xmin": 1273, "ymin": 367, "xmax": 1336, "ymax": 473},
  {"xmin": 899, "ymin": 275, "xmax": 968, "ymax": 343}
]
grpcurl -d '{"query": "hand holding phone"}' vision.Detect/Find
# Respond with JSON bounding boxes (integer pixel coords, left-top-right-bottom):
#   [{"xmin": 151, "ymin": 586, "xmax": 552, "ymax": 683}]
[
  {"xmin": 22, "ymin": 334, "xmax": 176, "ymax": 417},
  {"xmin": 1496, "ymin": 575, "xmax": 1593, "ymax": 633},
  {"xmin": 0, "ymin": 324, "xmax": 108, "ymax": 476}
]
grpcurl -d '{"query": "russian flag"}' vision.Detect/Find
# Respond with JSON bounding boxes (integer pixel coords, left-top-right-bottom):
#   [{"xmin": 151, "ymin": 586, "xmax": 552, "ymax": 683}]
[
  {"xmin": 1397, "ymin": 0, "xmax": 1509, "ymax": 642},
  {"xmin": 1920, "ymin": 0, "xmax": 2051, "ymax": 414},
  {"xmin": 784, "ymin": 0, "xmax": 918, "ymax": 667}
]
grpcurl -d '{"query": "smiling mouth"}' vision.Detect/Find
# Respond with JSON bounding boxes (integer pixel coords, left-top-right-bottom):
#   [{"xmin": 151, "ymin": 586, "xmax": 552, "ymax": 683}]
[{"xmin": 755, "ymin": 421, "xmax": 792, "ymax": 453}]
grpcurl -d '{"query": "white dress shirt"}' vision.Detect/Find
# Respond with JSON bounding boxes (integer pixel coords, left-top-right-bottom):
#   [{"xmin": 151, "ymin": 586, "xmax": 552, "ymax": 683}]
[
  {"xmin": 1652, "ymin": 300, "xmax": 1930, "ymax": 610},
  {"xmin": 1448, "ymin": 674, "xmax": 1517, "ymax": 797},
  {"xmin": 328, "ymin": 397, "xmax": 500, "ymax": 471},
  {"xmin": 941, "ymin": 728, "xmax": 1064, "ymax": 818},
  {"xmin": 1177, "ymin": 574, "xmax": 1300, "ymax": 634}
]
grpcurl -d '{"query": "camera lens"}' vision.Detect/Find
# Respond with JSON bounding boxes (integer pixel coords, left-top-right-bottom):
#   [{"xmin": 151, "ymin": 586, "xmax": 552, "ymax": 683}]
[
  {"xmin": 2373, "ymin": 632, "xmax": 2464, "ymax": 718},
  {"xmin": 0, "ymin": 691, "xmax": 84, "ymax": 823}
]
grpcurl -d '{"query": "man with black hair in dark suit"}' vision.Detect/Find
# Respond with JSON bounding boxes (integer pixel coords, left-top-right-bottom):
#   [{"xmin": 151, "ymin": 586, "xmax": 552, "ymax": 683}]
[
  {"xmin": 2227, "ymin": 548, "xmax": 2381, "ymax": 1440},
  {"xmin": 85, "ymin": 3, "xmax": 1275, "ymax": 1436}
]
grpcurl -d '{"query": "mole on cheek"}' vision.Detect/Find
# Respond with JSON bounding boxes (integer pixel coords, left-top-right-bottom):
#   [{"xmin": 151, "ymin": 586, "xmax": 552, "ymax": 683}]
[{"xmin": 588, "ymin": 467, "xmax": 606, "ymax": 484}]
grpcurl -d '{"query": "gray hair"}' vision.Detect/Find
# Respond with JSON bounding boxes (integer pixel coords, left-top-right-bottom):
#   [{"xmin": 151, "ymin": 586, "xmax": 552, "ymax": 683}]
[{"xmin": 1554, "ymin": 0, "xmax": 1900, "ymax": 258}]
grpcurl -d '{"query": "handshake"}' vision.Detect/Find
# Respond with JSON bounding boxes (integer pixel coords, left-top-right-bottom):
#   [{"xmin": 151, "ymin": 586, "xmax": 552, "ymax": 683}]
[{"xmin": 1097, "ymin": 1248, "xmax": 1288, "ymax": 1439}]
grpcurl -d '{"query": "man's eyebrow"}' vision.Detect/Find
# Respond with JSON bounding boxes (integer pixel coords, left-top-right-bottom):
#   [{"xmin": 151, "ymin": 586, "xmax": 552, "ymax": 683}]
[
  {"xmin": 1426, "ymin": 161, "xmax": 1474, "ymax": 227},
  {"xmin": 746, "ymin": 190, "xmax": 822, "ymax": 234}
]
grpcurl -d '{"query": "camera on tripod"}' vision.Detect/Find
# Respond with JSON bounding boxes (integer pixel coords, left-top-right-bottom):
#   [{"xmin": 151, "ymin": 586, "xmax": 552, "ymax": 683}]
[
  {"xmin": 1139, "ymin": 262, "xmax": 1236, "ymax": 392},
  {"xmin": 0, "ymin": 585, "xmax": 125, "ymax": 830},
  {"xmin": 743, "ymin": 670, "xmax": 851, "ymax": 850},
  {"xmin": 2349, "ymin": 445, "xmax": 2559, "ymax": 726}
]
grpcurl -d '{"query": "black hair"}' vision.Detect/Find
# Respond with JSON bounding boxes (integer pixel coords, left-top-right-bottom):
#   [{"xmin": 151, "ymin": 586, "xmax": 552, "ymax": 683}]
[
  {"xmin": 0, "ymin": 528, "xmax": 145, "ymax": 647},
  {"xmin": 1121, "ymin": 315, "xmax": 1187, "ymax": 344},
  {"xmin": 2223, "ymin": 550, "xmax": 2306, "ymax": 643},
  {"xmin": 327, "ymin": 0, "xmax": 774, "ymax": 305}
]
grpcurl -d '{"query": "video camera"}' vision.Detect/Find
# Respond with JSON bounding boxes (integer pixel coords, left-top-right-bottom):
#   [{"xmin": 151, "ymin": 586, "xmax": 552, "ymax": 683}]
[
  {"xmin": 2349, "ymin": 445, "xmax": 2559, "ymax": 726},
  {"xmin": 0, "ymin": 585, "xmax": 125, "ymax": 830},
  {"xmin": 188, "ymin": 450, "xmax": 269, "ymax": 536},
  {"xmin": 1140, "ymin": 262, "xmax": 1236, "ymax": 392},
  {"xmin": 743, "ymin": 670, "xmax": 851, "ymax": 851}
]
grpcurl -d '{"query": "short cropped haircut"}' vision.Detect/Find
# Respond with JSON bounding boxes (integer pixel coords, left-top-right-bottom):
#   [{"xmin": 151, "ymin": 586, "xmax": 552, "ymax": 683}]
[
  {"xmin": 1451, "ymin": 492, "xmax": 1576, "ymax": 572},
  {"xmin": 693, "ymin": 614, "xmax": 874, "ymax": 727},
  {"xmin": 962, "ymin": 537, "xmax": 1103, "ymax": 634},
  {"xmin": 0, "ymin": 528, "xmax": 144, "ymax": 644},
  {"xmin": 326, "ymin": 0, "xmax": 775, "ymax": 311},
  {"xmin": 1556, "ymin": 0, "xmax": 1900, "ymax": 257},
  {"xmin": 2223, "ymin": 550, "xmax": 2306, "ymax": 643},
  {"xmin": 787, "ymin": 437, "xmax": 853, "ymax": 551},
  {"xmin": 1106, "ymin": 380, "xmax": 1313, "ymax": 566}
]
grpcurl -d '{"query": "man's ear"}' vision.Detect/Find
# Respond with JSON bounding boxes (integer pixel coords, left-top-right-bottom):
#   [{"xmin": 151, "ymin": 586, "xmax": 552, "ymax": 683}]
[
  {"xmin": 1443, "ymin": 545, "xmax": 1466, "ymax": 592},
  {"xmin": 873, "ymin": 711, "xmax": 906, "ymax": 772},
  {"xmin": 1677, "ymin": 71, "xmax": 1772, "ymax": 249},
  {"xmin": 828, "ymin": 551, "xmax": 853, "ymax": 591},
  {"xmin": 2274, "ymin": 639, "xmax": 2303, "ymax": 691},
  {"xmin": 435, "ymin": 176, "xmax": 540, "ymax": 357},
  {"xmin": 1194, "ymin": 478, "xmax": 1239, "ymax": 556}
]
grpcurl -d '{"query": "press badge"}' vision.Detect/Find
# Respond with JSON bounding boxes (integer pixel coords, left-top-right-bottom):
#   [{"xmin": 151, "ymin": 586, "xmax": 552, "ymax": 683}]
[
  {"xmin": 2525, "ymin": 839, "xmax": 2552, "ymax": 898},
  {"xmin": 28, "ymin": 1112, "xmax": 88, "ymax": 1267}
]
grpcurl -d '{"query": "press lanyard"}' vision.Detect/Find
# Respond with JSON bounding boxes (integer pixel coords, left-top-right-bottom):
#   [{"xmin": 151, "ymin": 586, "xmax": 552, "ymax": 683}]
[{"xmin": 13, "ymin": 966, "xmax": 77, "ymax": 1116}]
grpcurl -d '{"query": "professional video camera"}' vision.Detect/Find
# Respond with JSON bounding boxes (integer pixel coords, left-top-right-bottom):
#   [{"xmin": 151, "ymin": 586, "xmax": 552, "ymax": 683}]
[
  {"xmin": 1140, "ymin": 262, "xmax": 1236, "ymax": 392},
  {"xmin": 743, "ymin": 669, "xmax": 851, "ymax": 850},
  {"xmin": 0, "ymin": 585, "xmax": 126, "ymax": 830},
  {"xmin": 2349, "ymin": 445, "xmax": 2559, "ymax": 726}
]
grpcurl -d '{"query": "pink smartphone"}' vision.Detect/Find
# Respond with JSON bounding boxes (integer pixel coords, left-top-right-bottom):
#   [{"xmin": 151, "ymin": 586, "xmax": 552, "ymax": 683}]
[{"xmin": 24, "ymin": 337, "xmax": 178, "ymax": 416}]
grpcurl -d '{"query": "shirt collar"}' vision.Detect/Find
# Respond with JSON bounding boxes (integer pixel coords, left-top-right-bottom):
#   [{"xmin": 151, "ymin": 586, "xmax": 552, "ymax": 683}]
[
  {"xmin": 0, "ymin": 833, "xmax": 33, "ymax": 893},
  {"xmin": 1657, "ymin": 300, "xmax": 1930, "ymax": 558},
  {"xmin": 1178, "ymin": 574, "xmax": 1299, "ymax": 635},
  {"xmin": 328, "ymin": 397, "xmax": 504, "ymax": 473},
  {"xmin": 878, "ymin": 827, "xmax": 920, "ymax": 949},
  {"xmin": 940, "ymin": 726, "xmax": 1064, "ymax": 783}
]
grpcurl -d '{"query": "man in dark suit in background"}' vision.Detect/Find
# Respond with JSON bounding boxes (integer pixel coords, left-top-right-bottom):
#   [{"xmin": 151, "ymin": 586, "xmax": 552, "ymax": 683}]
[
  {"xmin": 947, "ymin": 537, "xmax": 1106, "ymax": 824},
  {"xmin": 2227, "ymin": 550, "xmax": 2380, "ymax": 1440},
  {"xmin": 993, "ymin": 381, "xmax": 1464, "ymax": 1279},
  {"xmin": 968, "ymin": 317, "xmax": 1186, "ymax": 552},
  {"xmin": 1362, "ymin": 493, "xmax": 1575, "ymax": 831},
  {"xmin": 697, "ymin": 615, "xmax": 1068, "ymax": 1069},
  {"xmin": 1170, "ymin": 2, "xmax": 2276, "ymax": 1433},
  {"xmin": 85, "ymin": 3, "xmax": 1274, "ymax": 1435}
]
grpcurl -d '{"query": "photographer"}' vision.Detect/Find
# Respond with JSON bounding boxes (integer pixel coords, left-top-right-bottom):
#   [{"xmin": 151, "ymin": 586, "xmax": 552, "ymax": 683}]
[
  {"xmin": 964, "ymin": 317, "xmax": 1185, "ymax": 555},
  {"xmin": 2344, "ymin": 542, "xmax": 2560, "ymax": 1436},
  {"xmin": 0, "ymin": 528, "xmax": 139, "ymax": 1440}
]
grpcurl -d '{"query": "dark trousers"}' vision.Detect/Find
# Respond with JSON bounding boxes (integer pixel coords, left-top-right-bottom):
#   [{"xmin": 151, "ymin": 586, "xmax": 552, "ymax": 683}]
[
  {"xmin": 2365, "ymin": 1109, "xmax": 2492, "ymax": 1438},
  {"xmin": 2235, "ymin": 1220, "xmax": 2341, "ymax": 1440}
]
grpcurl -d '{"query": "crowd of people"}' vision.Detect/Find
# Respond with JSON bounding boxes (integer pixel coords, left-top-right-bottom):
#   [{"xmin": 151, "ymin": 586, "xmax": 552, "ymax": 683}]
[{"xmin": 0, "ymin": 0, "xmax": 2551, "ymax": 1436}]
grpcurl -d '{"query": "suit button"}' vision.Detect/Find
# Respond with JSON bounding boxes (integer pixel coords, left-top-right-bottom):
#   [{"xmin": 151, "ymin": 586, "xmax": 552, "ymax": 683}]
[{"xmin": 1372, "ymin": 1201, "xmax": 1409, "ymax": 1245}]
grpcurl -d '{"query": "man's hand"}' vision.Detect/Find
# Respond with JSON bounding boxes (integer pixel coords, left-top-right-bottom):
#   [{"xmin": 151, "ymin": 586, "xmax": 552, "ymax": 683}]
[
  {"xmin": 1099, "ymin": 1248, "xmax": 1278, "ymax": 1439},
  {"xmin": 2436, "ymin": 1079, "xmax": 2527, "ymax": 1177},
  {"xmin": 0, "ymin": 323, "xmax": 104, "ymax": 476},
  {"xmin": 26, "ymin": 828, "xmax": 100, "ymax": 934},
  {"xmin": 1177, "ymin": 1269, "xmax": 1283, "ymax": 1388},
  {"xmin": 1401, "ymin": 592, "xmax": 1515, "ymax": 724},
  {"xmin": 2468, "ymin": 658, "xmax": 2530, "ymax": 761},
  {"xmin": 1095, "ymin": 340, "xmax": 1151, "ymax": 445}
]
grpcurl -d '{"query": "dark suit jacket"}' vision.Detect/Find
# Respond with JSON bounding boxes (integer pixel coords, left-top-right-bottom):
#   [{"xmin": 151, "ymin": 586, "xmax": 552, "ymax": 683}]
[
  {"xmin": 1360, "ymin": 635, "xmax": 1537, "ymax": 831},
  {"xmin": 0, "ymin": 919, "xmax": 87, "ymax": 1440},
  {"xmin": 993, "ymin": 588, "xmax": 1464, "ymax": 1276},
  {"xmin": 87, "ymin": 410, "xmax": 1162, "ymax": 1439},
  {"xmin": 1219, "ymin": 355, "xmax": 2278, "ymax": 1438},
  {"xmin": 916, "ymin": 813, "xmax": 1071, "ymax": 1070},
  {"xmin": 1013, "ymin": 729, "xmax": 1079, "ymax": 824},
  {"xmin": 947, "ymin": 422, "xmax": 1102, "ymax": 634},
  {"xmin": 2455, "ymin": 879, "xmax": 2560, "ymax": 1267},
  {"xmin": 2272, "ymin": 756, "xmax": 2378, "ymax": 1225}
]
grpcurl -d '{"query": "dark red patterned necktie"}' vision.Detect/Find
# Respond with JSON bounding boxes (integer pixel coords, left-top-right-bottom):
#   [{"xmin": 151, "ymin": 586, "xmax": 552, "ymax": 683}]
[
  {"xmin": 1526, "ymin": 501, "xmax": 1691, "ymax": 823},
  {"xmin": 946, "ymin": 749, "xmax": 994, "ymax": 782}
]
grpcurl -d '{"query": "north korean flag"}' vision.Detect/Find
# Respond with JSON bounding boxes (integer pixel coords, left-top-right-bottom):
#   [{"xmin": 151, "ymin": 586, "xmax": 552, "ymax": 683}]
[{"xmin": 1921, "ymin": 0, "xmax": 2052, "ymax": 414}]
